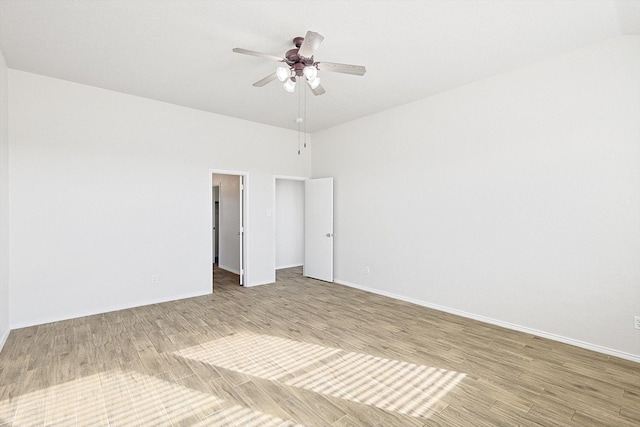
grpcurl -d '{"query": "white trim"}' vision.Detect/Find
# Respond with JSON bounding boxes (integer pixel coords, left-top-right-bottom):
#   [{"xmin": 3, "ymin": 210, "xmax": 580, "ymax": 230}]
[
  {"xmin": 218, "ymin": 265, "xmax": 240, "ymax": 275},
  {"xmin": 334, "ymin": 278, "xmax": 640, "ymax": 364},
  {"xmin": 0, "ymin": 328, "xmax": 9, "ymax": 353},
  {"xmin": 211, "ymin": 169, "xmax": 250, "ymax": 177},
  {"xmin": 10, "ymin": 290, "xmax": 211, "ymax": 330},
  {"xmin": 274, "ymin": 175, "xmax": 307, "ymax": 181},
  {"xmin": 244, "ymin": 279, "xmax": 275, "ymax": 287},
  {"xmin": 244, "ymin": 174, "xmax": 250, "ymax": 285},
  {"xmin": 276, "ymin": 264, "xmax": 303, "ymax": 270}
]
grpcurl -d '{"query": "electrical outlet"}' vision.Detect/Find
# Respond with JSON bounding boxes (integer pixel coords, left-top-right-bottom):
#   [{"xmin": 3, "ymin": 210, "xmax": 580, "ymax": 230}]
[
  {"xmin": 635, "ymin": 316, "xmax": 640, "ymax": 330},
  {"xmin": 152, "ymin": 275, "xmax": 158, "ymax": 284},
  {"xmin": 365, "ymin": 266, "xmax": 370, "ymax": 275}
]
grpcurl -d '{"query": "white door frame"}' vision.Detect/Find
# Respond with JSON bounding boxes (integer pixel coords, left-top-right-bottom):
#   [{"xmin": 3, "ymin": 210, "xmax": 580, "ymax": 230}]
[
  {"xmin": 211, "ymin": 169, "xmax": 249, "ymax": 286},
  {"xmin": 273, "ymin": 175, "xmax": 307, "ymax": 277},
  {"xmin": 212, "ymin": 185, "xmax": 219, "ymax": 263}
]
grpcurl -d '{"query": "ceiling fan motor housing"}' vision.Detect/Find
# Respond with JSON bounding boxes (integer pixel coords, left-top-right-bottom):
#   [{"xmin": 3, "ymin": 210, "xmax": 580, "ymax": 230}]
[
  {"xmin": 285, "ymin": 48, "xmax": 300, "ymax": 63},
  {"xmin": 285, "ymin": 35, "xmax": 317, "ymax": 78},
  {"xmin": 286, "ymin": 49, "xmax": 315, "ymax": 73}
]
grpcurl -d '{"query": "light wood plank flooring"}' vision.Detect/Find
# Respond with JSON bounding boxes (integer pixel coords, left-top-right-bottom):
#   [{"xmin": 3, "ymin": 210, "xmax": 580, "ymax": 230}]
[{"xmin": 1, "ymin": 267, "xmax": 639, "ymax": 426}]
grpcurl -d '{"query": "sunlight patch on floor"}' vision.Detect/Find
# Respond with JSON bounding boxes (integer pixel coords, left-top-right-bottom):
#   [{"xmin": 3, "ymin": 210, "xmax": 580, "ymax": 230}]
[
  {"xmin": 201, "ymin": 403, "xmax": 300, "ymax": 426},
  {"xmin": 0, "ymin": 370, "xmax": 294, "ymax": 426},
  {"xmin": 287, "ymin": 351, "xmax": 465, "ymax": 417},
  {"xmin": 179, "ymin": 333, "xmax": 466, "ymax": 418},
  {"xmin": 179, "ymin": 333, "xmax": 341, "ymax": 380}
]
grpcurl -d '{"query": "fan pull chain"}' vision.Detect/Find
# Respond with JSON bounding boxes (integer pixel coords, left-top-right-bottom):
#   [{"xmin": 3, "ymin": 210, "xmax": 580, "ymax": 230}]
[
  {"xmin": 297, "ymin": 82, "xmax": 301, "ymax": 155},
  {"xmin": 304, "ymin": 83, "xmax": 307, "ymax": 148}
]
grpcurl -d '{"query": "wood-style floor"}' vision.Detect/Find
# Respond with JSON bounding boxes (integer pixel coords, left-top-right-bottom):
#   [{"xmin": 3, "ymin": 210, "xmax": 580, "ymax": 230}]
[{"xmin": 0, "ymin": 267, "xmax": 639, "ymax": 426}]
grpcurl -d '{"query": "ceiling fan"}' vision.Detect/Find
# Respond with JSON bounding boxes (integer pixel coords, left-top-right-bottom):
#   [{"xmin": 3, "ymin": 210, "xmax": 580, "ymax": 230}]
[{"xmin": 232, "ymin": 31, "xmax": 366, "ymax": 96}]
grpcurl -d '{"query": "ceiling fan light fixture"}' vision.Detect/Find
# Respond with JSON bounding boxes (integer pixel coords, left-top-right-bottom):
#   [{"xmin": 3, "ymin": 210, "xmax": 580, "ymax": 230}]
[
  {"xmin": 276, "ymin": 66, "xmax": 290, "ymax": 82},
  {"xmin": 283, "ymin": 78, "xmax": 296, "ymax": 92},
  {"xmin": 308, "ymin": 77, "xmax": 321, "ymax": 90},
  {"xmin": 303, "ymin": 65, "xmax": 318, "ymax": 81}
]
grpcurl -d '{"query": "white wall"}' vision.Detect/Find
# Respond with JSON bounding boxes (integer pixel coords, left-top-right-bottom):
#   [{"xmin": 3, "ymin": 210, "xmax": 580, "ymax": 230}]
[
  {"xmin": 0, "ymin": 49, "xmax": 9, "ymax": 350},
  {"xmin": 212, "ymin": 174, "xmax": 240, "ymax": 274},
  {"xmin": 312, "ymin": 36, "xmax": 640, "ymax": 361},
  {"xmin": 8, "ymin": 70, "xmax": 311, "ymax": 327},
  {"xmin": 275, "ymin": 179, "xmax": 304, "ymax": 269}
]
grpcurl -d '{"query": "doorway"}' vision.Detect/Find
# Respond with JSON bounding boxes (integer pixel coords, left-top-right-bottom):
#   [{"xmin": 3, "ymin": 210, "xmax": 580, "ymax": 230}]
[
  {"xmin": 275, "ymin": 178, "xmax": 305, "ymax": 270},
  {"xmin": 212, "ymin": 171, "xmax": 247, "ymax": 287},
  {"xmin": 274, "ymin": 176, "xmax": 333, "ymax": 282}
]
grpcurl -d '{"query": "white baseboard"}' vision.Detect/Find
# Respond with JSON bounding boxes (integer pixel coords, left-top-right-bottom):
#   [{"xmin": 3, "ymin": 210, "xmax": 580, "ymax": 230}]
[
  {"xmin": 10, "ymin": 290, "xmax": 211, "ymax": 330},
  {"xmin": 276, "ymin": 264, "xmax": 303, "ymax": 270},
  {"xmin": 217, "ymin": 265, "xmax": 240, "ymax": 275},
  {"xmin": 244, "ymin": 279, "xmax": 275, "ymax": 287},
  {"xmin": 334, "ymin": 278, "xmax": 640, "ymax": 364},
  {"xmin": 0, "ymin": 328, "xmax": 9, "ymax": 354}
]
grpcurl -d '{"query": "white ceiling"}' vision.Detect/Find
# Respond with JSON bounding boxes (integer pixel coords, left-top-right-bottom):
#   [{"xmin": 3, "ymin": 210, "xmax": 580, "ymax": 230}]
[{"xmin": 1, "ymin": 0, "xmax": 638, "ymax": 132}]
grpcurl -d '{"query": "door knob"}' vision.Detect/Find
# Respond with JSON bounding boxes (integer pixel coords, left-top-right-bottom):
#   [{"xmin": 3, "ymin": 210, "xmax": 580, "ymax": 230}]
[{"xmin": 326, "ymin": 233, "xmax": 334, "ymax": 237}]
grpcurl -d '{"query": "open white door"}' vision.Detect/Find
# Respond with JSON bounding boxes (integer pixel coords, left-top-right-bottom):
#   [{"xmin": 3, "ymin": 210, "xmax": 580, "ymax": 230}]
[
  {"xmin": 239, "ymin": 176, "xmax": 245, "ymax": 285},
  {"xmin": 304, "ymin": 178, "xmax": 333, "ymax": 282}
]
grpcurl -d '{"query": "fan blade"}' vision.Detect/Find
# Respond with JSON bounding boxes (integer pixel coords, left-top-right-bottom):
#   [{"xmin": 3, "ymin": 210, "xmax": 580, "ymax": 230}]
[
  {"xmin": 232, "ymin": 48, "xmax": 284, "ymax": 62},
  {"xmin": 253, "ymin": 73, "xmax": 277, "ymax": 87},
  {"xmin": 310, "ymin": 82, "xmax": 326, "ymax": 96},
  {"xmin": 298, "ymin": 31, "xmax": 324, "ymax": 59},
  {"xmin": 317, "ymin": 61, "xmax": 366, "ymax": 76}
]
